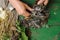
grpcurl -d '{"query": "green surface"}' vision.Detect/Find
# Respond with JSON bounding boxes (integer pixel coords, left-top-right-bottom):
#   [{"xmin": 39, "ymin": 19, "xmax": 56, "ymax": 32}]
[{"xmin": 22, "ymin": 0, "xmax": 60, "ymax": 40}]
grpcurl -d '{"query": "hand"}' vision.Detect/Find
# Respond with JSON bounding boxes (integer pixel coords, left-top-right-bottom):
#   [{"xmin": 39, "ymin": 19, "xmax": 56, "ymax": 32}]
[
  {"xmin": 9, "ymin": 0, "xmax": 33, "ymax": 18},
  {"xmin": 37, "ymin": 0, "xmax": 48, "ymax": 5}
]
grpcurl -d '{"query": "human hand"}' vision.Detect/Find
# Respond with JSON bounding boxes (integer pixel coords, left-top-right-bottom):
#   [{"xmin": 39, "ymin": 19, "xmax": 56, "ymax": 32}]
[
  {"xmin": 37, "ymin": 0, "xmax": 48, "ymax": 5},
  {"xmin": 9, "ymin": 0, "xmax": 33, "ymax": 18}
]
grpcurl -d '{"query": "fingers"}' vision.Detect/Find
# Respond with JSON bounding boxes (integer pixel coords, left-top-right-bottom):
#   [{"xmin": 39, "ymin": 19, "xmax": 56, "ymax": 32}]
[
  {"xmin": 22, "ymin": 11, "xmax": 31, "ymax": 17},
  {"xmin": 37, "ymin": 0, "xmax": 48, "ymax": 5},
  {"xmin": 24, "ymin": 3, "xmax": 34, "ymax": 11},
  {"xmin": 16, "ymin": 7, "xmax": 30, "ymax": 17},
  {"xmin": 9, "ymin": 0, "xmax": 31, "ymax": 17},
  {"xmin": 44, "ymin": 0, "xmax": 48, "ymax": 5},
  {"xmin": 37, "ymin": 0, "xmax": 44, "ymax": 5},
  {"xmin": 23, "ymin": 11, "xmax": 31, "ymax": 19},
  {"xmin": 16, "ymin": 8, "xmax": 30, "ymax": 18}
]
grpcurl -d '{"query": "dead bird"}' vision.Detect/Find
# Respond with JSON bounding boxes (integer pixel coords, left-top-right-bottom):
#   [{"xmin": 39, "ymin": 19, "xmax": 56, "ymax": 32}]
[{"xmin": 20, "ymin": 4, "xmax": 49, "ymax": 28}]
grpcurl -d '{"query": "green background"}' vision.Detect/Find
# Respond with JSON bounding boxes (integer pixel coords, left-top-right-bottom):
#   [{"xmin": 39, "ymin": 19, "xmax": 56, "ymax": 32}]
[{"xmin": 21, "ymin": 0, "xmax": 60, "ymax": 40}]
